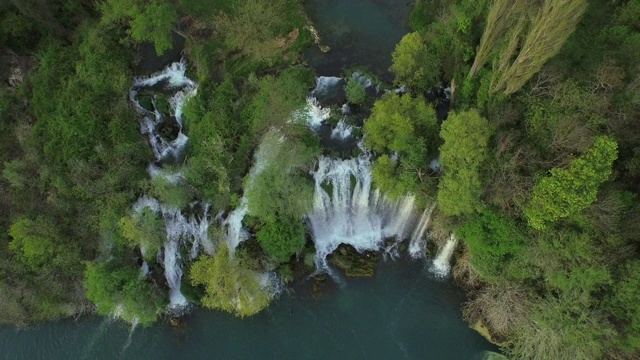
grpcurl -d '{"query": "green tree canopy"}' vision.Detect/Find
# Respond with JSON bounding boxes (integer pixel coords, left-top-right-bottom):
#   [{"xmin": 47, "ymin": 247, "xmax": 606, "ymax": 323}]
[
  {"xmin": 364, "ymin": 94, "xmax": 439, "ymax": 198},
  {"xmin": 84, "ymin": 261, "xmax": 165, "ymax": 324},
  {"xmin": 8, "ymin": 218, "xmax": 57, "ymax": 270},
  {"xmin": 118, "ymin": 208, "xmax": 165, "ymax": 259},
  {"xmin": 456, "ymin": 209, "xmax": 525, "ymax": 281},
  {"xmin": 606, "ymin": 260, "xmax": 640, "ymax": 353},
  {"xmin": 390, "ymin": 32, "xmax": 439, "ymax": 91},
  {"xmin": 437, "ymin": 109, "xmax": 492, "ymax": 216},
  {"xmin": 344, "ymin": 77, "xmax": 367, "ymax": 105},
  {"xmin": 256, "ymin": 218, "xmax": 306, "ymax": 263},
  {"xmin": 189, "ymin": 246, "xmax": 272, "ymax": 317},
  {"xmin": 100, "ymin": 0, "xmax": 177, "ymax": 55},
  {"xmin": 525, "ymin": 136, "xmax": 618, "ymax": 230}
]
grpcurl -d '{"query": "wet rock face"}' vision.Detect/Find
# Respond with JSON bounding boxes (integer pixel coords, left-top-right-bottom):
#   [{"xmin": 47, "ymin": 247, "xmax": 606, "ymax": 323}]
[{"xmin": 327, "ymin": 244, "xmax": 380, "ymax": 277}]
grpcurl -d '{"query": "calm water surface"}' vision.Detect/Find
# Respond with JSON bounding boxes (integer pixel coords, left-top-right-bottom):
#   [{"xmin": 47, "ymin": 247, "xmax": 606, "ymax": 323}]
[
  {"xmin": 304, "ymin": 0, "xmax": 414, "ymax": 80},
  {"xmin": 0, "ymin": 260, "xmax": 496, "ymax": 360}
]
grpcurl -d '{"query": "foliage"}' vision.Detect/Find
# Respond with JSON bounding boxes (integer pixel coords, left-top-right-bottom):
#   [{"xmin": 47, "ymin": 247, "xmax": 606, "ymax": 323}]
[
  {"xmin": 244, "ymin": 67, "xmax": 315, "ymax": 136},
  {"xmin": 606, "ymin": 260, "xmax": 640, "ymax": 353},
  {"xmin": 456, "ymin": 209, "xmax": 525, "ymax": 280},
  {"xmin": 256, "ymin": 218, "xmax": 306, "ymax": 263},
  {"xmin": 437, "ymin": 110, "xmax": 492, "ymax": 216},
  {"xmin": 344, "ymin": 77, "xmax": 366, "ymax": 105},
  {"xmin": 189, "ymin": 246, "xmax": 272, "ymax": 317},
  {"xmin": 525, "ymin": 136, "xmax": 618, "ymax": 230},
  {"xmin": 488, "ymin": 0, "xmax": 588, "ymax": 95},
  {"xmin": 364, "ymin": 94, "xmax": 439, "ymax": 198},
  {"xmin": 8, "ymin": 218, "xmax": 59, "ymax": 271},
  {"xmin": 214, "ymin": 0, "xmax": 305, "ymax": 64},
  {"xmin": 118, "ymin": 208, "xmax": 165, "ymax": 259},
  {"xmin": 84, "ymin": 260, "xmax": 165, "ymax": 324},
  {"xmin": 148, "ymin": 176, "xmax": 192, "ymax": 209},
  {"xmin": 99, "ymin": 0, "xmax": 177, "ymax": 55},
  {"xmin": 245, "ymin": 131, "xmax": 318, "ymax": 223},
  {"xmin": 390, "ymin": 32, "xmax": 439, "ymax": 91},
  {"xmin": 507, "ymin": 296, "xmax": 614, "ymax": 360}
]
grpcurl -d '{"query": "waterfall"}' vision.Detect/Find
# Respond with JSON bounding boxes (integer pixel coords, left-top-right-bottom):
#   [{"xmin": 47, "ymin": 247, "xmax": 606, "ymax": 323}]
[
  {"xmin": 132, "ymin": 196, "xmax": 214, "ymax": 307},
  {"xmin": 297, "ymin": 97, "xmax": 331, "ymax": 129},
  {"xmin": 128, "ymin": 61, "xmax": 213, "ymax": 309},
  {"xmin": 430, "ymin": 234, "xmax": 458, "ymax": 277},
  {"xmin": 331, "ymin": 120, "xmax": 353, "ymax": 140},
  {"xmin": 130, "ymin": 60, "xmax": 196, "ymax": 164},
  {"xmin": 408, "ymin": 203, "xmax": 437, "ymax": 259},
  {"xmin": 308, "ymin": 155, "xmax": 429, "ymax": 269},
  {"xmin": 311, "ymin": 76, "xmax": 343, "ymax": 101},
  {"xmin": 302, "ymin": 80, "xmax": 438, "ymax": 271}
]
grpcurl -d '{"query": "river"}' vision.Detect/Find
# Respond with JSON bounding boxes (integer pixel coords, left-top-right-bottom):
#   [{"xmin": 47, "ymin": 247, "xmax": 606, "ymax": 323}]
[{"xmin": 0, "ymin": 259, "xmax": 496, "ymax": 359}]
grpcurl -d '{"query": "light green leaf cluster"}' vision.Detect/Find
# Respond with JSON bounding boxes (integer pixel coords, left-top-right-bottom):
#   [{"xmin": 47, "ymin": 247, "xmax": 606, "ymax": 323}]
[
  {"xmin": 8, "ymin": 218, "xmax": 57, "ymax": 270},
  {"xmin": 344, "ymin": 78, "xmax": 367, "ymax": 105},
  {"xmin": 100, "ymin": 0, "xmax": 177, "ymax": 55},
  {"xmin": 525, "ymin": 136, "xmax": 618, "ymax": 229},
  {"xmin": 390, "ymin": 32, "xmax": 439, "ymax": 91},
  {"xmin": 364, "ymin": 94, "xmax": 439, "ymax": 198},
  {"xmin": 118, "ymin": 208, "xmax": 165, "ymax": 259},
  {"xmin": 437, "ymin": 110, "xmax": 492, "ymax": 216},
  {"xmin": 84, "ymin": 261, "xmax": 165, "ymax": 324},
  {"xmin": 189, "ymin": 246, "xmax": 272, "ymax": 317}
]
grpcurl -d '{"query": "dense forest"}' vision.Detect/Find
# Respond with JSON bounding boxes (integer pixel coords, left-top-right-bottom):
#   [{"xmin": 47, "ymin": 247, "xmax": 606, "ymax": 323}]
[{"xmin": 1, "ymin": 0, "xmax": 639, "ymax": 359}]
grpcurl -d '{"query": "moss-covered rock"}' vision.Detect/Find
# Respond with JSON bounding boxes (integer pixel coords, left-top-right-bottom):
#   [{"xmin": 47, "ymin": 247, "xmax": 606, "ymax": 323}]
[{"xmin": 328, "ymin": 244, "xmax": 379, "ymax": 277}]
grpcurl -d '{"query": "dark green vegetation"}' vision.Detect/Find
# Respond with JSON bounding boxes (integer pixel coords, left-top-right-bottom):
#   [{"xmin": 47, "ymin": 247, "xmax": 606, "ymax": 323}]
[
  {"xmin": 387, "ymin": 0, "xmax": 640, "ymax": 358},
  {"xmin": 1, "ymin": 0, "xmax": 640, "ymax": 359},
  {"xmin": 0, "ymin": 0, "xmax": 315, "ymax": 326}
]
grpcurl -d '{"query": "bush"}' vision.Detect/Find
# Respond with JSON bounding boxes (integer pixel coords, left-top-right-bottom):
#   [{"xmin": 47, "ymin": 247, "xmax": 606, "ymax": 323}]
[
  {"xmin": 84, "ymin": 261, "xmax": 165, "ymax": 324},
  {"xmin": 256, "ymin": 218, "xmax": 306, "ymax": 263},
  {"xmin": 189, "ymin": 245, "xmax": 272, "ymax": 317},
  {"xmin": 456, "ymin": 209, "xmax": 525, "ymax": 280},
  {"xmin": 345, "ymin": 78, "xmax": 366, "ymax": 105}
]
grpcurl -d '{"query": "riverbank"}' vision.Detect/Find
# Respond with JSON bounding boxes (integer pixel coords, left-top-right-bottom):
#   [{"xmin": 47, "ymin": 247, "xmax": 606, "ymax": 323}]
[{"xmin": 0, "ymin": 258, "xmax": 497, "ymax": 359}]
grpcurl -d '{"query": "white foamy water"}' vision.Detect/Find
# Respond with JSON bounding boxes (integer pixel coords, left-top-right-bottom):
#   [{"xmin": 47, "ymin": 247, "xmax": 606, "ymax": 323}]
[
  {"xmin": 128, "ymin": 61, "xmax": 213, "ymax": 309},
  {"xmin": 331, "ymin": 120, "xmax": 353, "ymax": 140},
  {"xmin": 129, "ymin": 60, "xmax": 197, "ymax": 163},
  {"xmin": 408, "ymin": 203, "xmax": 437, "ymax": 258},
  {"xmin": 133, "ymin": 196, "xmax": 214, "ymax": 307},
  {"xmin": 308, "ymin": 155, "xmax": 433, "ymax": 270},
  {"xmin": 301, "ymin": 78, "xmax": 439, "ymax": 271},
  {"xmin": 311, "ymin": 76, "xmax": 343, "ymax": 99},
  {"xmin": 430, "ymin": 234, "xmax": 458, "ymax": 277}
]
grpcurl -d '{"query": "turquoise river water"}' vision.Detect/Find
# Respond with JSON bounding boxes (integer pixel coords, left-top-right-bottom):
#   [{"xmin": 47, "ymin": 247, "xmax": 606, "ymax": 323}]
[{"xmin": 0, "ymin": 260, "xmax": 497, "ymax": 359}]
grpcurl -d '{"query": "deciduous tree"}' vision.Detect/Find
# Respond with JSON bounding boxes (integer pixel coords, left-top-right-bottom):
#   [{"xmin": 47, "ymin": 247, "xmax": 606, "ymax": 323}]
[
  {"xmin": 525, "ymin": 136, "xmax": 618, "ymax": 229},
  {"xmin": 437, "ymin": 110, "xmax": 492, "ymax": 216}
]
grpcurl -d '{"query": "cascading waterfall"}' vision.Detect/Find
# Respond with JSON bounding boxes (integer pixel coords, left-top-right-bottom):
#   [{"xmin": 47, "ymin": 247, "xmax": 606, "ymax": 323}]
[
  {"xmin": 129, "ymin": 61, "xmax": 214, "ymax": 309},
  {"xmin": 132, "ymin": 196, "xmax": 214, "ymax": 307},
  {"xmin": 431, "ymin": 234, "xmax": 458, "ymax": 277},
  {"xmin": 331, "ymin": 120, "xmax": 353, "ymax": 140},
  {"xmin": 124, "ymin": 62, "xmax": 450, "ymax": 314},
  {"xmin": 408, "ymin": 203, "xmax": 437, "ymax": 259},
  {"xmin": 304, "ymin": 78, "xmax": 440, "ymax": 272},
  {"xmin": 308, "ymin": 155, "xmax": 427, "ymax": 269}
]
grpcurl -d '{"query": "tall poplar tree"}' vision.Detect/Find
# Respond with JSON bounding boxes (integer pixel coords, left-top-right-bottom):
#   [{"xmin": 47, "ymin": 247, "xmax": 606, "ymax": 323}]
[{"xmin": 469, "ymin": 0, "xmax": 588, "ymax": 95}]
